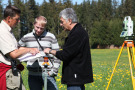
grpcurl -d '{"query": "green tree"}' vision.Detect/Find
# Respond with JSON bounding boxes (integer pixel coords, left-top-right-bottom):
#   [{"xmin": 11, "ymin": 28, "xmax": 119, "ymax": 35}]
[
  {"xmin": 0, "ymin": 0, "xmax": 3, "ymax": 21},
  {"xmin": 90, "ymin": 21, "xmax": 101, "ymax": 48},
  {"xmin": 91, "ymin": 0, "xmax": 102, "ymax": 21},
  {"xmin": 12, "ymin": 0, "xmax": 25, "ymax": 40},
  {"xmin": 108, "ymin": 19, "xmax": 124, "ymax": 46},
  {"xmin": 131, "ymin": 0, "xmax": 135, "ymax": 16},
  {"xmin": 78, "ymin": 0, "xmax": 93, "ymax": 36},
  {"xmin": 124, "ymin": 0, "xmax": 132, "ymax": 16},
  {"xmin": 8, "ymin": 0, "xmax": 12, "ymax": 5},
  {"xmin": 112, "ymin": 0, "xmax": 119, "ymax": 18},
  {"xmin": 26, "ymin": 0, "xmax": 39, "ymax": 33},
  {"xmin": 63, "ymin": 0, "xmax": 72, "ymax": 8}
]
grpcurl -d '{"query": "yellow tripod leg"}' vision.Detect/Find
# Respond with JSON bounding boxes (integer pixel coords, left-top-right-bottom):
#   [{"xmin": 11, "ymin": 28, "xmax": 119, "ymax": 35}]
[
  {"xmin": 106, "ymin": 42, "xmax": 125, "ymax": 90},
  {"xmin": 129, "ymin": 47, "xmax": 135, "ymax": 69},
  {"xmin": 127, "ymin": 47, "xmax": 135, "ymax": 90},
  {"xmin": 129, "ymin": 47, "xmax": 132, "ymax": 61},
  {"xmin": 132, "ymin": 46, "xmax": 135, "ymax": 90},
  {"xmin": 132, "ymin": 47, "xmax": 135, "ymax": 69}
]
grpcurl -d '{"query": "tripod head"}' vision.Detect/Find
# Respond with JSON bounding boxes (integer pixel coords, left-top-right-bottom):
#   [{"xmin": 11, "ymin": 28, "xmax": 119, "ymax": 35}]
[{"xmin": 42, "ymin": 56, "xmax": 50, "ymax": 68}]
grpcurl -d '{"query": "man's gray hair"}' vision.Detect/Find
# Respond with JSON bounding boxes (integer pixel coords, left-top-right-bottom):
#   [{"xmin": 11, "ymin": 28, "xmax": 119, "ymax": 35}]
[{"xmin": 59, "ymin": 8, "xmax": 78, "ymax": 23}]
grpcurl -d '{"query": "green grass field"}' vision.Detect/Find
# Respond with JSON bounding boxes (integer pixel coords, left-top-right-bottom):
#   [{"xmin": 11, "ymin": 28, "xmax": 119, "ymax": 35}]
[{"xmin": 21, "ymin": 49, "xmax": 134, "ymax": 90}]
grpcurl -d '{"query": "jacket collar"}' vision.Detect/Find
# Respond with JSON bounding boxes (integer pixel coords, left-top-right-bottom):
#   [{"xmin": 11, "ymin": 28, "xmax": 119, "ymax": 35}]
[
  {"xmin": 69, "ymin": 23, "xmax": 80, "ymax": 35},
  {"xmin": 32, "ymin": 29, "xmax": 47, "ymax": 39}
]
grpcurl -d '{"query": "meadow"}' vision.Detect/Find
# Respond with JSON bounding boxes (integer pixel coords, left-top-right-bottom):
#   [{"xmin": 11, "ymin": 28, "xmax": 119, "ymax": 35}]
[{"xmin": 21, "ymin": 49, "xmax": 134, "ymax": 90}]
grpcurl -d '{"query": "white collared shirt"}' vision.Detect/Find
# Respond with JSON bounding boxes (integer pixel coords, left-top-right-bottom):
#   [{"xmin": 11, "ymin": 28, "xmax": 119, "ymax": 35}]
[{"xmin": 0, "ymin": 20, "xmax": 18, "ymax": 65}]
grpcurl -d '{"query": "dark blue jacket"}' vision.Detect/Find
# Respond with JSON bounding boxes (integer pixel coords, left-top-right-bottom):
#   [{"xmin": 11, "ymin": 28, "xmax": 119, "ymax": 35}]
[{"xmin": 56, "ymin": 23, "xmax": 93, "ymax": 85}]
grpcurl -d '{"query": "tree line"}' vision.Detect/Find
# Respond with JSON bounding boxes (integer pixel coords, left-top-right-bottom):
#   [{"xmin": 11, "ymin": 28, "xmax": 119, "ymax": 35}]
[{"xmin": 0, "ymin": 0, "xmax": 135, "ymax": 48}]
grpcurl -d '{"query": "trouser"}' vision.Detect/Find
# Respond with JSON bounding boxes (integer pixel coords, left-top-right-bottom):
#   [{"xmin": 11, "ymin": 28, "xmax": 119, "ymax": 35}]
[
  {"xmin": 6, "ymin": 69, "xmax": 26, "ymax": 90},
  {"xmin": 28, "ymin": 75, "xmax": 58, "ymax": 90},
  {"xmin": 67, "ymin": 84, "xmax": 85, "ymax": 90}
]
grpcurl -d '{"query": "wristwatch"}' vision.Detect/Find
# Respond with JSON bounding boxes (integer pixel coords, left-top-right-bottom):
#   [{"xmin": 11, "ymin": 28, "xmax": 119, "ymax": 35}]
[{"xmin": 49, "ymin": 49, "xmax": 52, "ymax": 54}]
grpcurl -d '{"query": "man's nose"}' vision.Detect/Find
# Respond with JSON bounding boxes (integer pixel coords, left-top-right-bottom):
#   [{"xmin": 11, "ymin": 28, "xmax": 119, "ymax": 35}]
[
  {"xmin": 38, "ymin": 28, "xmax": 42, "ymax": 31},
  {"xmin": 18, "ymin": 20, "xmax": 20, "ymax": 23},
  {"xmin": 60, "ymin": 23, "xmax": 63, "ymax": 26}
]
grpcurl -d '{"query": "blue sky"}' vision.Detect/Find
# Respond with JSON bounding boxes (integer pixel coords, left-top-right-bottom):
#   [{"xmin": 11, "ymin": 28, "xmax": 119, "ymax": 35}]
[
  {"xmin": 2, "ymin": 0, "xmax": 84, "ymax": 6},
  {"xmin": 39, "ymin": 0, "xmax": 84, "ymax": 4},
  {"xmin": 2, "ymin": 0, "xmax": 121, "ymax": 8}
]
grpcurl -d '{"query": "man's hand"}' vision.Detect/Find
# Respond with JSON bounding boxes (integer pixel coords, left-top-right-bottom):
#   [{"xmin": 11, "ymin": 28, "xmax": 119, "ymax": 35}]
[
  {"xmin": 44, "ymin": 48, "xmax": 51, "ymax": 54},
  {"xmin": 44, "ymin": 48, "xmax": 56, "ymax": 56},
  {"xmin": 9, "ymin": 47, "xmax": 39, "ymax": 59},
  {"xmin": 29, "ymin": 48, "xmax": 39, "ymax": 55}
]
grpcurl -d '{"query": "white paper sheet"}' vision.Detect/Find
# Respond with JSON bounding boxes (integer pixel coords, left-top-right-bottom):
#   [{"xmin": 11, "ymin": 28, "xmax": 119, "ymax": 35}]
[{"xmin": 18, "ymin": 53, "xmax": 44, "ymax": 62}]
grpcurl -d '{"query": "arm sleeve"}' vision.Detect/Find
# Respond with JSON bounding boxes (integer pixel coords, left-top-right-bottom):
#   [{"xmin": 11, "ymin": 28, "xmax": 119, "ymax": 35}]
[
  {"xmin": 56, "ymin": 33, "xmax": 80, "ymax": 62},
  {"xmin": 49, "ymin": 35, "xmax": 61, "ymax": 76},
  {"xmin": 18, "ymin": 36, "xmax": 26, "ymax": 47}
]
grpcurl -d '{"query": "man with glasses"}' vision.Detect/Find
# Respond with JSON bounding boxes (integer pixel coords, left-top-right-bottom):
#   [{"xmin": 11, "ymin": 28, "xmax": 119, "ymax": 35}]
[
  {"xmin": 44, "ymin": 8, "xmax": 93, "ymax": 90},
  {"xmin": 0, "ymin": 5, "xmax": 39, "ymax": 90}
]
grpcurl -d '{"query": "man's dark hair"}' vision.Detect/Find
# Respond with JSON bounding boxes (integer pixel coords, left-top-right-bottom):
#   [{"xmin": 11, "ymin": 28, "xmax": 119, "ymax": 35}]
[{"xmin": 4, "ymin": 5, "xmax": 21, "ymax": 19}]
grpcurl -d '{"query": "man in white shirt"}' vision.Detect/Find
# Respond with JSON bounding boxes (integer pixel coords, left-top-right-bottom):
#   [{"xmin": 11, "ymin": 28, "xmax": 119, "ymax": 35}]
[{"xmin": 0, "ymin": 5, "xmax": 39, "ymax": 90}]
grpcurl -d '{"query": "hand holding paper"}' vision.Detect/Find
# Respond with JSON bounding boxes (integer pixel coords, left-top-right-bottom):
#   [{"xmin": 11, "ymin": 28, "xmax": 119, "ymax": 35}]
[{"xmin": 18, "ymin": 52, "xmax": 44, "ymax": 62}]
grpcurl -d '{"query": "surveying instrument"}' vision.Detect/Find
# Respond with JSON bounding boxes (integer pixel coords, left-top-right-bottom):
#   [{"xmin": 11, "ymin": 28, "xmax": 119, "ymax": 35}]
[
  {"xmin": 106, "ymin": 16, "xmax": 135, "ymax": 90},
  {"xmin": 42, "ymin": 56, "xmax": 50, "ymax": 90}
]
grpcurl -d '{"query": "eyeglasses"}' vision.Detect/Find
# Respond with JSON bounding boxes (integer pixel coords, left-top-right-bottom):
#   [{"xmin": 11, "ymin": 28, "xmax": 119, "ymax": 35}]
[
  {"xmin": 60, "ymin": 20, "xmax": 63, "ymax": 24},
  {"xmin": 12, "ymin": 17, "xmax": 20, "ymax": 21}
]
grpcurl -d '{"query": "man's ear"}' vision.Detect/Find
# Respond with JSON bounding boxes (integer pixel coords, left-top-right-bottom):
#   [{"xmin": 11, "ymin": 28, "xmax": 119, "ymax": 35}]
[
  {"xmin": 6, "ymin": 16, "xmax": 11, "ymax": 23},
  {"xmin": 68, "ymin": 19, "xmax": 72, "ymax": 25}
]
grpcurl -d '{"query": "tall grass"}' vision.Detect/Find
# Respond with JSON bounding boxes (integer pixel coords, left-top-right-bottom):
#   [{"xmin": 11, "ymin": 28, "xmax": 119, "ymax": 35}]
[{"xmin": 21, "ymin": 49, "xmax": 134, "ymax": 90}]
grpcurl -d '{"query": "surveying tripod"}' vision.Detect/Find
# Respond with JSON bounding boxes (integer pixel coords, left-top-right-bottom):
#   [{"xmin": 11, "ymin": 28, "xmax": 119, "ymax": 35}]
[
  {"xmin": 106, "ymin": 40, "xmax": 135, "ymax": 90},
  {"xmin": 42, "ymin": 56, "xmax": 50, "ymax": 90}
]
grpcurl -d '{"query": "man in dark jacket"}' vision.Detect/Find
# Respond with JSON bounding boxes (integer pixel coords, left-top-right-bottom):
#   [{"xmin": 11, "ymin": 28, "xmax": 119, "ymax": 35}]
[{"xmin": 44, "ymin": 8, "xmax": 93, "ymax": 90}]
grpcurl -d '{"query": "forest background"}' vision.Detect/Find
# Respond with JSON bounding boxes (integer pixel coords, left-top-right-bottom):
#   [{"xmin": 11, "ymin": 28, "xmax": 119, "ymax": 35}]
[{"xmin": 0, "ymin": 0, "xmax": 134, "ymax": 49}]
